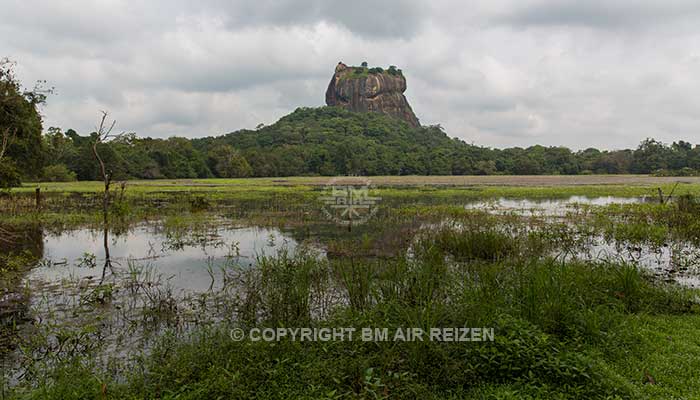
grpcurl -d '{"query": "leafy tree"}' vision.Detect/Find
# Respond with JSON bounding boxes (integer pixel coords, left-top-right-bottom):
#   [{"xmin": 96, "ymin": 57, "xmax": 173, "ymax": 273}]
[
  {"xmin": 0, "ymin": 58, "xmax": 50, "ymax": 184},
  {"xmin": 208, "ymin": 145, "xmax": 252, "ymax": 178},
  {"xmin": 632, "ymin": 138, "xmax": 670, "ymax": 173}
]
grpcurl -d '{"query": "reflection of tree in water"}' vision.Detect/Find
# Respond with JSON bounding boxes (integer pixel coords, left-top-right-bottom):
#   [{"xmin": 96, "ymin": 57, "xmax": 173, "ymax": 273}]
[
  {"xmin": 0, "ymin": 224, "xmax": 43, "ymax": 357},
  {"xmin": 99, "ymin": 224, "xmax": 114, "ymax": 284},
  {"xmin": 283, "ymin": 218, "xmax": 421, "ymax": 260},
  {"xmin": 92, "ymin": 112, "xmax": 121, "ymax": 285}
]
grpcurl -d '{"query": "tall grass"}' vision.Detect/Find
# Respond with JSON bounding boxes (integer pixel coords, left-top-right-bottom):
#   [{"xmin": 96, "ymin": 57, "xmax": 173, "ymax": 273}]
[{"xmin": 5, "ymin": 194, "xmax": 700, "ymax": 399}]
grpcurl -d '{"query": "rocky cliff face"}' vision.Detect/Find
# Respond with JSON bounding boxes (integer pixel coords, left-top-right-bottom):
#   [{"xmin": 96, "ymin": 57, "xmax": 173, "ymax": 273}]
[{"xmin": 325, "ymin": 62, "xmax": 420, "ymax": 127}]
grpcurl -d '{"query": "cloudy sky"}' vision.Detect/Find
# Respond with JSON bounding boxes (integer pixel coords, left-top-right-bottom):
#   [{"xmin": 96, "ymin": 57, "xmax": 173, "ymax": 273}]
[{"xmin": 3, "ymin": 0, "xmax": 700, "ymax": 149}]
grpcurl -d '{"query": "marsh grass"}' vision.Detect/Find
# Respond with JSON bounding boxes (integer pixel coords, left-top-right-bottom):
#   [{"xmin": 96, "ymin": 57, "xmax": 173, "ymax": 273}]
[
  {"xmin": 20, "ymin": 247, "xmax": 690, "ymax": 399},
  {"xmin": 52, "ymin": 223, "xmax": 690, "ymax": 399},
  {"xmin": 4, "ymin": 186, "xmax": 700, "ymax": 399}
]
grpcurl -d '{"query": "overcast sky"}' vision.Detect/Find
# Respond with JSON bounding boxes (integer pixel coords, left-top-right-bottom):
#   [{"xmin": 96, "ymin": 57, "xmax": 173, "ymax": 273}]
[{"xmin": 3, "ymin": 0, "xmax": 700, "ymax": 150}]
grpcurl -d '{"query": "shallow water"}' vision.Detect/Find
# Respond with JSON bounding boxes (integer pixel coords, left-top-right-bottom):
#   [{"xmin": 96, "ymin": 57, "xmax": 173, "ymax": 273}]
[
  {"xmin": 574, "ymin": 238, "xmax": 700, "ymax": 288},
  {"xmin": 464, "ymin": 196, "xmax": 650, "ymax": 216},
  {"xmin": 2, "ymin": 224, "xmax": 315, "ymax": 381},
  {"xmin": 31, "ymin": 225, "xmax": 299, "ymax": 294}
]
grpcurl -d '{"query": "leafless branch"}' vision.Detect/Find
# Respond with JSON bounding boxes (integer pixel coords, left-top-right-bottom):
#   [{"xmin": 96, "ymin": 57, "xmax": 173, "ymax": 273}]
[
  {"xmin": 95, "ymin": 110, "xmax": 119, "ymax": 141},
  {"xmin": 0, "ymin": 127, "xmax": 16, "ymax": 162},
  {"xmin": 92, "ymin": 111, "xmax": 125, "ymax": 187},
  {"xmin": 92, "ymin": 111, "xmax": 124, "ymax": 226}
]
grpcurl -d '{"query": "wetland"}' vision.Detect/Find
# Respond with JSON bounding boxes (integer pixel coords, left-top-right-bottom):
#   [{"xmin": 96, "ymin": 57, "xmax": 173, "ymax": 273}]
[{"xmin": 2, "ymin": 178, "xmax": 700, "ymax": 399}]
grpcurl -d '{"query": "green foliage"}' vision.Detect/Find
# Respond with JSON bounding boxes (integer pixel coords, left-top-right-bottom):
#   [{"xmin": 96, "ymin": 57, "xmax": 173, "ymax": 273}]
[
  {"xmin": 40, "ymin": 129, "xmax": 214, "ymax": 180},
  {"xmin": 13, "ymin": 248, "xmax": 692, "ymax": 398},
  {"xmin": 188, "ymin": 195, "xmax": 210, "ymax": 212},
  {"xmin": 676, "ymin": 194, "xmax": 700, "ymax": 213},
  {"xmin": 200, "ymin": 107, "xmax": 472, "ymax": 176},
  {"xmin": 41, "ymin": 164, "xmax": 76, "ymax": 182},
  {"xmin": 207, "ymin": 144, "xmax": 253, "ymax": 178},
  {"xmin": 190, "ymin": 108, "xmax": 700, "ymax": 178},
  {"xmin": 430, "ymin": 228, "xmax": 519, "ymax": 261},
  {"xmin": 4, "ymin": 59, "xmax": 700, "ymax": 181},
  {"xmin": 12, "ymin": 105, "xmax": 700, "ymax": 181},
  {"xmin": 341, "ymin": 64, "xmax": 404, "ymax": 81},
  {"xmin": 0, "ymin": 58, "xmax": 47, "ymax": 179},
  {"xmin": 0, "ymin": 161, "xmax": 21, "ymax": 188}
]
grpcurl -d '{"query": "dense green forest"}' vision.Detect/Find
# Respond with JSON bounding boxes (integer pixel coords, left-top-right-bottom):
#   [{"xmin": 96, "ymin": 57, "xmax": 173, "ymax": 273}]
[
  {"xmin": 36, "ymin": 108, "xmax": 700, "ymax": 182},
  {"xmin": 2, "ymin": 60, "xmax": 700, "ymax": 186}
]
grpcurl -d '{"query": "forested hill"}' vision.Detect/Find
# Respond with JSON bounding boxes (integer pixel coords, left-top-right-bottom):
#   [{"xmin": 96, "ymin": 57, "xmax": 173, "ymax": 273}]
[
  {"xmin": 20, "ymin": 106, "xmax": 700, "ymax": 183},
  {"xmin": 192, "ymin": 107, "xmax": 473, "ymax": 176},
  {"xmin": 190, "ymin": 106, "xmax": 700, "ymax": 178}
]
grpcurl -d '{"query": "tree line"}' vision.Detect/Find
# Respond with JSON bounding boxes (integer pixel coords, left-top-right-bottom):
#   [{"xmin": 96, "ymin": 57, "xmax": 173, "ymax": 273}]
[{"xmin": 32, "ymin": 108, "xmax": 700, "ymax": 183}]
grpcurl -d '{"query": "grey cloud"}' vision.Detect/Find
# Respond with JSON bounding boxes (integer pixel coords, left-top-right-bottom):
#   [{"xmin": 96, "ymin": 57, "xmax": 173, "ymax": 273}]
[
  {"xmin": 3, "ymin": 0, "xmax": 700, "ymax": 150},
  {"xmin": 187, "ymin": 0, "xmax": 428, "ymax": 38},
  {"xmin": 501, "ymin": 0, "xmax": 700, "ymax": 29}
]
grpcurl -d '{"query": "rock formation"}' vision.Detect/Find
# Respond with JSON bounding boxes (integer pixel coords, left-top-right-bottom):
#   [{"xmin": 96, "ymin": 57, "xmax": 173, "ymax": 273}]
[{"xmin": 325, "ymin": 62, "xmax": 420, "ymax": 127}]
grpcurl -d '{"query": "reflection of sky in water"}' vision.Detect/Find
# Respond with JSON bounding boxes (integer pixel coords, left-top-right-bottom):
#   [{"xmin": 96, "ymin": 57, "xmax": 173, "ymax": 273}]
[
  {"xmin": 31, "ymin": 226, "xmax": 298, "ymax": 293},
  {"xmin": 465, "ymin": 196, "xmax": 647, "ymax": 216},
  {"xmin": 674, "ymin": 276, "xmax": 700, "ymax": 288}
]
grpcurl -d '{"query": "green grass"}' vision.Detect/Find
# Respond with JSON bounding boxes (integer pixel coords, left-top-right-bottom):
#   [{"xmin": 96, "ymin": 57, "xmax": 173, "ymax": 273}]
[
  {"xmin": 9, "ymin": 176, "xmax": 700, "ymax": 198},
  {"xmin": 611, "ymin": 314, "xmax": 700, "ymax": 399}
]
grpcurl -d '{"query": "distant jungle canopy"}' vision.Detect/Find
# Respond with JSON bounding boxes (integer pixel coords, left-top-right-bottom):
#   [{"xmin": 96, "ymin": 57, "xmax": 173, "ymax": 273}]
[{"xmin": 34, "ymin": 107, "xmax": 700, "ymax": 182}]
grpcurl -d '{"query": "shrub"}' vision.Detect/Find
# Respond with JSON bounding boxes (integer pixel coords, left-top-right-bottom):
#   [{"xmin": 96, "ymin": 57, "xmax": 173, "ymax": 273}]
[
  {"xmin": 42, "ymin": 164, "xmax": 77, "ymax": 182},
  {"xmin": 430, "ymin": 228, "xmax": 519, "ymax": 262}
]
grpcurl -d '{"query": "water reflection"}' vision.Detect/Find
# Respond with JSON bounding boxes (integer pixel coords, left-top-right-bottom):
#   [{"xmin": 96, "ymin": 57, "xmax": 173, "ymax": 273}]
[
  {"xmin": 0, "ymin": 225, "xmax": 43, "ymax": 360},
  {"xmin": 33, "ymin": 225, "xmax": 301, "ymax": 293},
  {"xmin": 464, "ymin": 196, "xmax": 650, "ymax": 216}
]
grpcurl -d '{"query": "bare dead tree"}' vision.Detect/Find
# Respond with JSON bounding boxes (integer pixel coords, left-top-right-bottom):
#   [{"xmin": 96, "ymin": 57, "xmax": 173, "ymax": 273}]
[
  {"xmin": 92, "ymin": 111, "xmax": 123, "ymax": 279},
  {"xmin": 0, "ymin": 127, "xmax": 16, "ymax": 162},
  {"xmin": 92, "ymin": 111, "xmax": 123, "ymax": 223}
]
